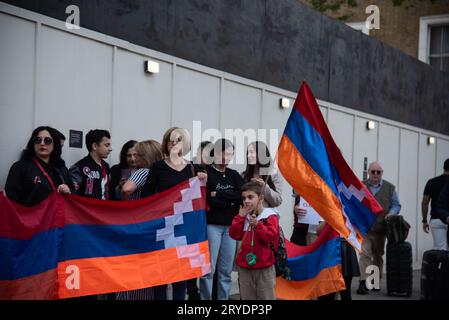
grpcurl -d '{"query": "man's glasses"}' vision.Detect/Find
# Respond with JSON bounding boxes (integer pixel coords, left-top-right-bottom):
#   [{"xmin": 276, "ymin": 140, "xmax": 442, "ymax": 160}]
[
  {"xmin": 370, "ymin": 170, "xmax": 382, "ymax": 175},
  {"xmin": 33, "ymin": 136, "xmax": 53, "ymax": 145}
]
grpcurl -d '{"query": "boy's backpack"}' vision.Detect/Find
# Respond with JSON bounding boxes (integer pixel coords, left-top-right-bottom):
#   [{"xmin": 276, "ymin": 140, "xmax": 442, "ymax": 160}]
[{"xmin": 263, "ymin": 219, "xmax": 291, "ymax": 280}]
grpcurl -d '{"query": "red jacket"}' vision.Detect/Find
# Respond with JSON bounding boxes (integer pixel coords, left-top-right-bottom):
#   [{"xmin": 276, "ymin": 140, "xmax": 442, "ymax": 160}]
[{"xmin": 229, "ymin": 208, "xmax": 279, "ymax": 269}]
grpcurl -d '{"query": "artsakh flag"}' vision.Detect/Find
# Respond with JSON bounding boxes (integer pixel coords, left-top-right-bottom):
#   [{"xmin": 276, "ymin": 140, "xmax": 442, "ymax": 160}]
[
  {"xmin": 276, "ymin": 225, "xmax": 345, "ymax": 300},
  {"xmin": 277, "ymin": 81, "xmax": 383, "ymax": 252},
  {"xmin": 0, "ymin": 177, "xmax": 210, "ymax": 299}
]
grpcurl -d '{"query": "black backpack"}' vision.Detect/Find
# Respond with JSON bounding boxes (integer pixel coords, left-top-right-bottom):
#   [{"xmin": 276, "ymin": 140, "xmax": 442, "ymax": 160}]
[{"xmin": 263, "ymin": 219, "xmax": 291, "ymax": 279}]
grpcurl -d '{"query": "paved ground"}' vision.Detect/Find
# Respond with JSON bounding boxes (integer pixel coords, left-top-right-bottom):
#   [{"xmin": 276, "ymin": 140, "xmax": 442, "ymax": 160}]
[
  {"xmin": 229, "ymin": 270, "xmax": 421, "ymax": 300},
  {"xmin": 351, "ymin": 271, "xmax": 421, "ymax": 300}
]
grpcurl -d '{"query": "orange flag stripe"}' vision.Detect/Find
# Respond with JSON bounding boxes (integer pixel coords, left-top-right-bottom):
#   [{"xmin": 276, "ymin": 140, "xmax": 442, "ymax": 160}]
[
  {"xmin": 278, "ymin": 135, "xmax": 364, "ymax": 247},
  {"xmin": 275, "ymin": 265, "xmax": 346, "ymax": 300},
  {"xmin": 58, "ymin": 241, "xmax": 210, "ymax": 298}
]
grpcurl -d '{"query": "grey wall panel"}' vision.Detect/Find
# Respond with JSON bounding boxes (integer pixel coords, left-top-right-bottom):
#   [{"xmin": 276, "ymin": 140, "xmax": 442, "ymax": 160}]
[
  {"xmin": 221, "ymin": 80, "xmax": 261, "ymax": 171},
  {"xmin": 261, "ymin": 91, "xmax": 295, "ymax": 240},
  {"xmin": 378, "ymin": 123, "xmax": 400, "ymax": 188},
  {"xmin": 436, "ymin": 138, "xmax": 449, "ymax": 174},
  {"xmin": 327, "ymin": 110, "xmax": 354, "ymax": 167},
  {"xmin": 417, "ymin": 134, "xmax": 437, "ymax": 263},
  {"xmin": 353, "ymin": 117, "xmax": 378, "ymax": 180},
  {"xmin": 319, "ymin": 106, "xmax": 328, "ymax": 123},
  {"xmin": 112, "ymin": 49, "xmax": 172, "ymax": 163},
  {"xmin": 37, "ymin": 26, "xmax": 113, "ymax": 167},
  {"xmin": 398, "ymin": 129, "xmax": 419, "ymax": 266},
  {"xmin": 172, "ymin": 66, "xmax": 220, "ymax": 157},
  {"xmin": 0, "ymin": 13, "xmax": 35, "ymax": 187}
]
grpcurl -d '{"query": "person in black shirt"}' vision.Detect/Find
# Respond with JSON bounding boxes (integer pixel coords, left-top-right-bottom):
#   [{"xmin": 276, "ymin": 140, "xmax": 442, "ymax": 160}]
[
  {"xmin": 69, "ymin": 129, "xmax": 112, "ymax": 200},
  {"xmin": 422, "ymin": 158, "xmax": 449, "ymax": 250},
  {"xmin": 5, "ymin": 126, "xmax": 73, "ymax": 206},
  {"xmin": 109, "ymin": 140, "xmax": 137, "ymax": 200},
  {"xmin": 142, "ymin": 127, "xmax": 206, "ymax": 300},
  {"xmin": 436, "ymin": 180, "xmax": 449, "ymax": 226},
  {"xmin": 199, "ymin": 139, "xmax": 245, "ymax": 300}
]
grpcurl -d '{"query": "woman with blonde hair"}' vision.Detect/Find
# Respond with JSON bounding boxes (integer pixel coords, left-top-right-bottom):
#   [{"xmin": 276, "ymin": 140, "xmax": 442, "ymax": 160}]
[
  {"xmin": 121, "ymin": 140, "xmax": 163, "ymax": 200},
  {"xmin": 142, "ymin": 127, "xmax": 207, "ymax": 300}
]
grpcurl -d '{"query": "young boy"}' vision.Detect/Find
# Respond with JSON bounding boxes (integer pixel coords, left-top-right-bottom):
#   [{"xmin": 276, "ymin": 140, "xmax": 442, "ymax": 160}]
[
  {"xmin": 69, "ymin": 129, "xmax": 112, "ymax": 199},
  {"xmin": 229, "ymin": 181, "xmax": 280, "ymax": 300}
]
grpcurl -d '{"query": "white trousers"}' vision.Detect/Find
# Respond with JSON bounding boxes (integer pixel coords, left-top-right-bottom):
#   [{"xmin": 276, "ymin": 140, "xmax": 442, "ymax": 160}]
[{"xmin": 430, "ymin": 218, "xmax": 448, "ymax": 251}]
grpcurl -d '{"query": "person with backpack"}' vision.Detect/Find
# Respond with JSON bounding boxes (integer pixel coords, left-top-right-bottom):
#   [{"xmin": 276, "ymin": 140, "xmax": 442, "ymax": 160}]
[{"xmin": 229, "ymin": 181, "xmax": 280, "ymax": 300}]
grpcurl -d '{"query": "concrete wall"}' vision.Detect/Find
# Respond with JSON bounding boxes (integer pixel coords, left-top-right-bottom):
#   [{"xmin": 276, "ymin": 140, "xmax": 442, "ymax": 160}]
[
  {"xmin": 3, "ymin": 0, "xmax": 449, "ymax": 136},
  {"xmin": 1, "ymin": 3, "xmax": 449, "ymax": 269}
]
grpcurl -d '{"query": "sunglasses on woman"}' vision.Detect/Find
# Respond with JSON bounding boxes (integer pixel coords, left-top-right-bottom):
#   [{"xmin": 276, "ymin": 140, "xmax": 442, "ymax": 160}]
[{"xmin": 33, "ymin": 136, "xmax": 53, "ymax": 145}]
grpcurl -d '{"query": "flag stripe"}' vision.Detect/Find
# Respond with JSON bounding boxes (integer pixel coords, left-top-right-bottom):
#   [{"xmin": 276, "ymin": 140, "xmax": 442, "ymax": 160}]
[
  {"xmin": 58, "ymin": 241, "xmax": 210, "ymax": 299},
  {"xmin": 338, "ymin": 183, "xmax": 377, "ymax": 235},
  {"xmin": 62, "ymin": 210, "xmax": 207, "ymax": 260},
  {"xmin": 0, "ymin": 228, "xmax": 62, "ymax": 280},
  {"xmin": 284, "ymin": 108, "xmax": 339, "ymax": 196},
  {"xmin": 0, "ymin": 193, "xmax": 64, "ymax": 240},
  {"xmin": 275, "ymin": 265, "xmax": 346, "ymax": 300},
  {"xmin": 293, "ymin": 84, "xmax": 383, "ymax": 215},
  {"xmin": 278, "ymin": 135, "xmax": 351, "ymax": 239},
  {"xmin": 286, "ymin": 237, "xmax": 341, "ymax": 281},
  {"xmin": 0, "ymin": 268, "xmax": 57, "ymax": 300},
  {"xmin": 0, "ymin": 210, "xmax": 206, "ymax": 280}
]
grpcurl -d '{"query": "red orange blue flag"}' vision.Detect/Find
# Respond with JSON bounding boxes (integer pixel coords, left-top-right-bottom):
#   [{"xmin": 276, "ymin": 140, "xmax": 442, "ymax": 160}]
[
  {"xmin": 0, "ymin": 177, "xmax": 210, "ymax": 299},
  {"xmin": 276, "ymin": 225, "xmax": 346, "ymax": 299},
  {"xmin": 277, "ymin": 81, "xmax": 383, "ymax": 251}
]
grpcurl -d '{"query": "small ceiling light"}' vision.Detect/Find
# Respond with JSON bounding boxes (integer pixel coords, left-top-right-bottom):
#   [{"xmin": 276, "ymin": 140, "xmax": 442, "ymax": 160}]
[
  {"xmin": 144, "ymin": 60, "xmax": 160, "ymax": 74},
  {"xmin": 428, "ymin": 136, "xmax": 436, "ymax": 145},
  {"xmin": 280, "ymin": 98, "xmax": 290, "ymax": 109},
  {"xmin": 366, "ymin": 121, "xmax": 376, "ymax": 130}
]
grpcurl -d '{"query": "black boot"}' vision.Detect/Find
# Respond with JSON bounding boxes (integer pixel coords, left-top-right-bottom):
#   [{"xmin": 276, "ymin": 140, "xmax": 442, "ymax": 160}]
[{"xmin": 356, "ymin": 280, "xmax": 369, "ymax": 295}]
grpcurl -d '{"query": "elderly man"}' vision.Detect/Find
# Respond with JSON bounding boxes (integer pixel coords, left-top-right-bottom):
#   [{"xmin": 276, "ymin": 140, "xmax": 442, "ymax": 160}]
[{"xmin": 357, "ymin": 161, "xmax": 402, "ymax": 295}]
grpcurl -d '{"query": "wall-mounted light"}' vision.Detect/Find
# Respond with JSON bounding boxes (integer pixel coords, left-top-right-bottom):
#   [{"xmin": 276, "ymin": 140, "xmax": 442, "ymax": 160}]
[
  {"xmin": 144, "ymin": 60, "xmax": 160, "ymax": 74},
  {"xmin": 366, "ymin": 120, "xmax": 376, "ymax": 130},
  {"xmin": 428, "ymin": 136, "xmax": 436, "ymax": 145},
  {"xmin": 280, "ymin": 98, "xmax": 290, "ymax": 109}
]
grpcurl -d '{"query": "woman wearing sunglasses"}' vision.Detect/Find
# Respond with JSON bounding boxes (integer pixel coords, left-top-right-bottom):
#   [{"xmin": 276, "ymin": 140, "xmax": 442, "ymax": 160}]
[{"xmin": 5, "ymin": 126, "xmax": 74, "ymax": 206}]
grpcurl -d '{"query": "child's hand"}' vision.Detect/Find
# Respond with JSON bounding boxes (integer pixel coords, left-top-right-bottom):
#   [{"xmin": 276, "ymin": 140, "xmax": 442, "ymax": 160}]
[
  {"xmin": 239, "ymin": 206, "xmax": 250, "ymax": 217},
  {"xmin": 249, "ymin": 213, "xmax": 258, "ymax": 227}
]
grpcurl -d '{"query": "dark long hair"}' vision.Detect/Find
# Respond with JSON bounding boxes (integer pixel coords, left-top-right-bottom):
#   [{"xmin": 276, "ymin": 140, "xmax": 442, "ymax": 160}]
[
  {"xmin": 119, "ymin": 140, "xmax": 138, "ymax": 169},
  {"xmin": 243, "ymin": 141, "xmax": 276, "ymax": 191},
  {"xmin": 21, "ymin": 126, "xmax": 64, "ymax": 167}
]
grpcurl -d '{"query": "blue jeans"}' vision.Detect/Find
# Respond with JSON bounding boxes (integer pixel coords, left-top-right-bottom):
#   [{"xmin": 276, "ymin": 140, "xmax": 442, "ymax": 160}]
[{"xmin": 200, "ymin": 224, "xmax": 236, "ymax": 300}]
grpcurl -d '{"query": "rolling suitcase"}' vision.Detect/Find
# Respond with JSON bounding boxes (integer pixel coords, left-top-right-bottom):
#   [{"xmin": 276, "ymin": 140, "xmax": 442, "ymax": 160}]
[
  {"xmin": 386, "ymin": 241, "xmax": 413, "ymax": 297},
  {"xmin": 421, "ymin": 250, "xmax": 449, "ymax": 300}
]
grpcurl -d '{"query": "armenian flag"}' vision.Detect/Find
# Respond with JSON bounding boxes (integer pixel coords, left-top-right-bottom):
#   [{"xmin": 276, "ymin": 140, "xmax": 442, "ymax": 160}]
[
  {"xmin": 277, "ymin": 81, "xmax": 383, "ymax": 251},
  {"xmin": 0, "ymin": 177, "xmax": 210, "ymax": 299}
]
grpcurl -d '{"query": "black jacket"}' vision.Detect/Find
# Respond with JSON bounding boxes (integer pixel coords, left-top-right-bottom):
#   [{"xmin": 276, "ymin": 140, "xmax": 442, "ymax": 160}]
[
  {"xmin": 69, "ymin": 155, "xmax": 111, "ymax": 200},
  {"xmin": 5, "ymin": 158, "xmax": 73, "ymax": 207},
  {"xmin": 206, "ymin": 165, "xmax": 245, "ymax": 226}
]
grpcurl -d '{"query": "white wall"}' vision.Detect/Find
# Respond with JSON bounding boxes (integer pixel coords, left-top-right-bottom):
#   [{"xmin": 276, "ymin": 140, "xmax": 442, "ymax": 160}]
[{"xmin": 1, "ymin": 3, "xmax": 449, "ymax": 269}]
